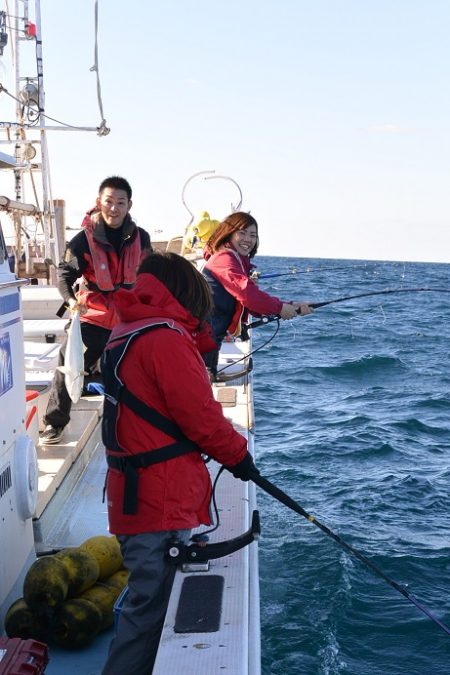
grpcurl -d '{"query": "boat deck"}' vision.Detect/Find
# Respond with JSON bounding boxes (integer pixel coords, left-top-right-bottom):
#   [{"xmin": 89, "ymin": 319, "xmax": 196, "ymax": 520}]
[{"xmin": 34, "ymin": 395, "xmax": 104, "ymax": 540}]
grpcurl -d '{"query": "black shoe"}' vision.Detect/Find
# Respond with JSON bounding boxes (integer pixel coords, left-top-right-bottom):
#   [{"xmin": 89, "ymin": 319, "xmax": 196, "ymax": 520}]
[{"xmin": 40, "ymin": 425, "xmax": 64, "ymax": 445}]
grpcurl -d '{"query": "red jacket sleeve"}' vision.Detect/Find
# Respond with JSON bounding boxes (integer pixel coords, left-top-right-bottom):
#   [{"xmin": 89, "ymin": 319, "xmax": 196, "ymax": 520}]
[{"xmin": 207, "ymin": 250, "xmax": 283, "ymax": 316}]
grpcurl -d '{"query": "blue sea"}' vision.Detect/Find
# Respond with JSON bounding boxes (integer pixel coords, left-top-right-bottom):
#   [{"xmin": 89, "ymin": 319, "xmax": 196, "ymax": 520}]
[{"xmin": 252, "ymin": 257, "xmax": 450, "ymax": 675}]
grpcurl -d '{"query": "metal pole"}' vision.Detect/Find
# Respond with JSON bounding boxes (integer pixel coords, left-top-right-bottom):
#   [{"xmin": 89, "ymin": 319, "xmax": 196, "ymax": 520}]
[
  {"xmin": 34, "ymin": 0, "xmax": 55, "ymax": 264},
  {"xmin": 13, "ymin": 0, "xmax": 23, "ymax": 268}
]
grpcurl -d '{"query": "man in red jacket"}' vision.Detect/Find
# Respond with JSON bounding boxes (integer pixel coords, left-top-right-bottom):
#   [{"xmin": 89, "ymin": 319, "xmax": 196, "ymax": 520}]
[
  {"xmin": 100, "ymin": 252, "xmax": 258, "ymax": 675},
  {"xmin": 40, "ymin": 176, "xmax": 152, "ymax": 444}
]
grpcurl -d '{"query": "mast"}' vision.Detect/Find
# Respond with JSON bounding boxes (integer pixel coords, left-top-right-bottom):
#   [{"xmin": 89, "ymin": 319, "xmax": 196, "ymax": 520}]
[
  {"xmin": 0, "ymin": 0, "xmax": 108, "ymax": 279},
  {"xmin": 34, "ymin": 0, "xmax": 55, "ymax": 263},
  {"xmin": 0, "ymin": 0, "xmax": 59, "ymax": 276}
]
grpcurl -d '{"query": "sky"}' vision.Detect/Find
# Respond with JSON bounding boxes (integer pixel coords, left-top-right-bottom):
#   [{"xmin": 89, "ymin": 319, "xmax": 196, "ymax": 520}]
[{"xmin": 0, "ymin": 0, "xmax": 449, "ymax": 262}]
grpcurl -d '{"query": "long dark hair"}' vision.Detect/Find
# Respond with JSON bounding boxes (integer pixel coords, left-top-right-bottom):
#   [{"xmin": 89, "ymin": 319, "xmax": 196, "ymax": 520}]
[
  {"xmin": 138, "ymin": 252, "xmax": 213, "ymax": 323},
  {"xmin": 206, "ymin": 212, "xmax": 259, "ymax": 257}
]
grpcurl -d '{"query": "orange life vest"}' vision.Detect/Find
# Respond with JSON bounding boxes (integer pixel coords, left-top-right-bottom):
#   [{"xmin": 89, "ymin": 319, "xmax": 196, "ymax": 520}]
[{"xmin": 84, "ymin": 223, "xmax": 142, "ymax": 292}]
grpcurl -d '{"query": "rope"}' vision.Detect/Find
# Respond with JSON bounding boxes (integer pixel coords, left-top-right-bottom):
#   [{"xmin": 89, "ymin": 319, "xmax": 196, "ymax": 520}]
[{"xmin": 89, "ymin": 0, "xmax": 109, "ymax": 136}]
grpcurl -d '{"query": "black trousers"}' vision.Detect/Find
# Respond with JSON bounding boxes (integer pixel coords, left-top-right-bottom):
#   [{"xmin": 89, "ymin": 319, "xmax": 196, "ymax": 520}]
[
  {"xmin": 202, "ymin": 347, "xmax": 219, "ymax": 377},
  {"xmin": 101, "ymin": 530, "xmax": 190, "ymax": 675},
  {"xmin": 43, "ymin": 321, "xmax": 111, "ymax": 429}
]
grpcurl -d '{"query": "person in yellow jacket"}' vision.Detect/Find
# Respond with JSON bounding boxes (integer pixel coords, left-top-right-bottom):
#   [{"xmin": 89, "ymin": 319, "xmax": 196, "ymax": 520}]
[{"xmin": 182, "ymin": 211, "xmax": 219, "ymax": 253}]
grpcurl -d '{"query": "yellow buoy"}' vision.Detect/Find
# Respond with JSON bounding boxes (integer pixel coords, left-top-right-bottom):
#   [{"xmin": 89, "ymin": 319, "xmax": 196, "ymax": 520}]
[{"xmin": 79, "ymin": 535, "xmax": 123, "ymax": 580}]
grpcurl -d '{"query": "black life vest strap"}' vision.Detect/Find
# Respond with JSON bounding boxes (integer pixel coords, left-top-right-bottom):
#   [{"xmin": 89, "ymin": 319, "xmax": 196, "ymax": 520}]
[
  {"xmin": 85, "ymin": 280, "xmax": 135, "ymax": 293},
  {"xmin": 107, "ymin": 440, "xmax": 197, "ymax": 515},
  {"xmin": 120, "ymin": 387, "xmax": 186, "ymax": 440},
  {"xmin": 103, "ymin": 321, "xmax": 200, "ymax": 515}
]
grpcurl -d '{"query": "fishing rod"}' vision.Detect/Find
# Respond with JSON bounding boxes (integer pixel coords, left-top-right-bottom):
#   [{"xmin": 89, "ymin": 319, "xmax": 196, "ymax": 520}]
[
  {"xmin": 248, "ymin": 286, "xmax": 450, "ymax": 329},
  {"xmin": 309, "ymin": 286, "xmax": 450, "ymax": 309},
  {"xmin": 250, "ymin": 470, "xmax": 450, "ymax": 637}
]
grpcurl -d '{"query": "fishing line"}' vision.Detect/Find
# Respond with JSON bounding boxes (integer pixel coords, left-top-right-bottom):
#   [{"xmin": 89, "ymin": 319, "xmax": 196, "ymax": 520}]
[
  {"xmin": 217, "ymin": 286, "xmax": 449, "ymax": 373},
  {"xmin": 254, "ymin": 263, "xmax": 372, "ymax": 280},
  {"xmin": 252, "ymin": 269, "xmax": 297, "ymax": 279},
  {"xmin": 251, "ymin": 471, "xmax": 450, "ymax": 637},
  {"xmin": 191, "ymin": 466, "xmax": 225, "ymax": 542},
  {"xmin": 215, "ymin": 319, "xmax": 280, "ymax": 377}
]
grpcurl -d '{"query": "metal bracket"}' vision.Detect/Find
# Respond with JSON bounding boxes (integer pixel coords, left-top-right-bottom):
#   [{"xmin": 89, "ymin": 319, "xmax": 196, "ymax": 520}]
[{"xmin": 167, "ymin": 510, "xmax": 260, "ymax": 565}]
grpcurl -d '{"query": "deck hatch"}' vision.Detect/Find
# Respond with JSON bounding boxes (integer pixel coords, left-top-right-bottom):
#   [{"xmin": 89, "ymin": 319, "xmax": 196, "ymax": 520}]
[
  {"xmin": 0, "ymin": 463, "xmax": 12, "ymax": 498},
  {"xmin": 174, "ymin": 574, "xmax": 224, "ymax": 633},
  {"xmin": 217, "ymin": 387, "xmax": 237, "ymax": 407}
]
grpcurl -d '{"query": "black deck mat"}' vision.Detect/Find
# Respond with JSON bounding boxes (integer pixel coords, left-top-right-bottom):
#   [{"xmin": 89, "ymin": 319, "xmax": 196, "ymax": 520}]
[{"xmin": 174, "ymin": 575, "xmax": 224, "ymax": 633}]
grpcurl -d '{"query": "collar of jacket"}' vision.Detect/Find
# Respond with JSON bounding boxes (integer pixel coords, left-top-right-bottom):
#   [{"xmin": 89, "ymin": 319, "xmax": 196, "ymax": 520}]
[
  {"xmin": 83, "ymin": 211, "xmax": 137, "ymax": 246},
  {"xmin": 114, "ymin": 273, "xmax": 200, "ymax": 335},
  {"xmin": 113, "ymin": 275, "xmax": 216, "ymax": 354}
]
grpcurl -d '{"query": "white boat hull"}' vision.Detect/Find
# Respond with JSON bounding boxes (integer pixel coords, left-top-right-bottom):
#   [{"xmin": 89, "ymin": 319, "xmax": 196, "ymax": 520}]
[{"xmin": 0, "ymin": 263, "xmax": 38, "ymax": 629}]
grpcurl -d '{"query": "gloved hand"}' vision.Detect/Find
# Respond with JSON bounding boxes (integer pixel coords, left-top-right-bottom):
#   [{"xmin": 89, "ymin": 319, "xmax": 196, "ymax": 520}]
[{"xmin": 226, "ymin": 452, "xmax": 260, "ymax": 481}]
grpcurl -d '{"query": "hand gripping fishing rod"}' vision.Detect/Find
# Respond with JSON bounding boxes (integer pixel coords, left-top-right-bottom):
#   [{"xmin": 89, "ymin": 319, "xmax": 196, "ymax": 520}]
[
  {"xmin": 250, "ymin": 470, "xmax": 450, "ymax": 637},
  {"xmin": 248, "ymin": 286, "xmax": 450, "ymax": 329}
]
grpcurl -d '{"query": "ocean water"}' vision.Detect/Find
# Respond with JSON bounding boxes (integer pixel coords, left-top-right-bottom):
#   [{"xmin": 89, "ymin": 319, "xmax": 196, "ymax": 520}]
[{"xmin": 252, "ymin": 257, "xmax": 450, "ymax": 675}]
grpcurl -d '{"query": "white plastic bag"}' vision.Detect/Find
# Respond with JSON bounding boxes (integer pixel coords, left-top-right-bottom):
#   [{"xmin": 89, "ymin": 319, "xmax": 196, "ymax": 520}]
[{"xmin": 58, "ymin": 310, "xmax": 84, "ymax": 403}]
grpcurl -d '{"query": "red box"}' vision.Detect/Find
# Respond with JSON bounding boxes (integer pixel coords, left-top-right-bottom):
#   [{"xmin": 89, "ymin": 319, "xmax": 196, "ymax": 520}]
[{"xmin": 0, "ymin": 638, "xmax": 48, "ymax": 674}]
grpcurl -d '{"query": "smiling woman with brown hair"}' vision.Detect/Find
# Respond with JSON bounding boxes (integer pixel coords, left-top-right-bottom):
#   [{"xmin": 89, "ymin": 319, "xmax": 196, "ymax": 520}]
[{"xmin": 202, "ymin": 211, "xmax": 312, "ymax": 378}]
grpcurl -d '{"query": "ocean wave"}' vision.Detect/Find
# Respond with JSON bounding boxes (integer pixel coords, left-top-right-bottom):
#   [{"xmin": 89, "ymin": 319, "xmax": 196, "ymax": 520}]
[
  {"xmin": 313, "ymin": 354, "xmax": 407, "ymax": 376},
  {"xmin": 389, "ymin": 417, "xmax": 449, "ymax": 437},
  {"xmin": 411, "ymin": 394, "xmax": 450, "ymax": 410}
]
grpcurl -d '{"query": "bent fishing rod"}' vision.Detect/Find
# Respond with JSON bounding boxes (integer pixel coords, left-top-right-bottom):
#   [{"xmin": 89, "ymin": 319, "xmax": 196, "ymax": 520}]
[
  {"xmin": 250, "ymin": 470, "xmax": 450, "ymax": 637},
  {"xmin": 219, "ymin": 286, "xmax": 449, "ymax": 374},
  {"xmin": 248, "ymin": 286, "xmax": 450, "ymax": 329}
]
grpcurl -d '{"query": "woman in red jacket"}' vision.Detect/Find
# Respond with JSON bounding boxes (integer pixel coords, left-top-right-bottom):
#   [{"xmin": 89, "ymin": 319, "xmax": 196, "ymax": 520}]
[
  {"xmin": 101, "ymin": 252, "xmax": 257, "ymax": 675},
  {"xmin": 202, "ymin": 211, "xmax": 312, "ymax": 377}
]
